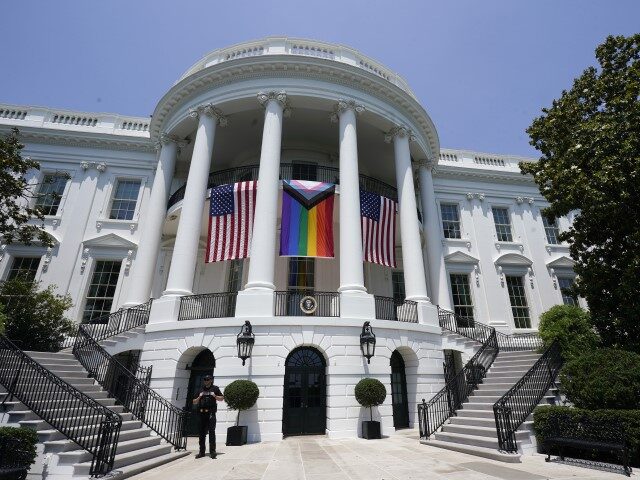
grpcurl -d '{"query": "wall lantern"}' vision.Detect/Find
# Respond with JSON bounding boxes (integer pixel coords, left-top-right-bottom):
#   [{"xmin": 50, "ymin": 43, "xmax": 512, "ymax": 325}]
[
  {"xmin": 236, "ymin": 321, "xmax": 255, "ymax": 366},
  {"xmin": 360, "ymin": 321, "xmax": 376, "ymax": 364}
]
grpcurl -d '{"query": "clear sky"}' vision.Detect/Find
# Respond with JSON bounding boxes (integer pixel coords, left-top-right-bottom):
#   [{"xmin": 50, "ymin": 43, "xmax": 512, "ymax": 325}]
[{"xmin": 1, "ymin": 1, "xmax": 638, "ymax": 157}]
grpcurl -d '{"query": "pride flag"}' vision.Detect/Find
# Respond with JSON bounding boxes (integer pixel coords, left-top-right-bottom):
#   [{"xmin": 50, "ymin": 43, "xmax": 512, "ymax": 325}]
[{"xmin": 280, "ymin": 180, "xmax": 335, "ymax": 257}]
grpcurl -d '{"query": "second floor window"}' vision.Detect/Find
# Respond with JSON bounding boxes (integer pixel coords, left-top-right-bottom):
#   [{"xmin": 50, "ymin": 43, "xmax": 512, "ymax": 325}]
[
  {"xmin": 7, "ymin": 256, "xmax": 41, "ymax": 282},
  {"xmin": 558, "ymin": 277, "xmax": 578, "ymax": 306},
  {"xmin": 391, "ymin": 271, "xmax": 405, "ymax": 304},
  {"xmin": 109, "ymin": 179, "xmax": 141, "ymax": 220},
  {"xmin": 35, "ymin": 174, "xmax": 68, "ymax": 216},
  {"xmin": 440, "ymin": 204, "xmax": 461, "ymax": 239},
  {"xmin": 288, "ymin": 258, "xmax": 315, "ymax": 291},
  {"xmin": 227, "ymin": 259, "xmax": 244, "ymax": 293},
  {"xmin": 542, "ymin": 215, "xmax": 560, "ymax": 245},
  {"xmin": 492, "ymin": 207, "xmax": 513, "ymax": 242}
]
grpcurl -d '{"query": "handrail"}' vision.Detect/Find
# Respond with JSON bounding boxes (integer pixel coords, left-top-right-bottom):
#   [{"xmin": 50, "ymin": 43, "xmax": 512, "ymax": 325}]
[
  {"xmin": 166, "ymin": 163, "xmax": 398, "ymax": 209},
  {"xmin": 0, "ymin": 334, "xmax": 121, "ymax": 476},
  {"xmin": 374, "ymin": 296, "xmax": 418, "ymax": 323},
  {"xmin": 178, "ymin": 292, "xmax": 238, "ymax": 320},
  {"xmin": 85, "ymin": 300, "xmax": 152, "ymax": 343},
  {"xmin": 493, "ymin": 340, "xmax": 563, "ymax": 452},
  {"xmin": 72, "ymin": 326, "xmax": 187, "ymax": 450},
  {"xmin": 274, "ymin": 290, "xmax": 340, "ymax": 317},
  {"xmin": 418, "ymin": 328, "xmax": 499, "ymax": 439}
]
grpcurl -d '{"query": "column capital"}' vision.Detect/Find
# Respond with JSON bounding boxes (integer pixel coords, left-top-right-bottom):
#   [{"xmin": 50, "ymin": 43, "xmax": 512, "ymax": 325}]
[
  {"xmin": 154, "ymin": 133, "xmax": 189, "ymax": 152},
  {"xmin": 384, "ymin": 125, "xmax": 416, "ymax": 143},
  {"xmin": 329, "ymin": 99, "xmax": 365, "ymax": 123},
  {"xmin": 188, "ymin": 103, "xmax": 228, "ymax": 126},
  {"xmin": 257, "ymin": 91, "xmax": 291, "ymax": 116},
  {"xmin": 414, "ymin": 156, "xmax": 438, "ymax": 171}
]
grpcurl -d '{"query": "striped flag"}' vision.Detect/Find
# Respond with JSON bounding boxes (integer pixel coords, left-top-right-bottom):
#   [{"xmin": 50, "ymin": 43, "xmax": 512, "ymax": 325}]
[
  {"xmin": 205, "ymin": 181, "xmax": 257, "ymax": 263},
  {"xmin": 360, "ymin": 189, "xmax": 397, "ymax": 268}
]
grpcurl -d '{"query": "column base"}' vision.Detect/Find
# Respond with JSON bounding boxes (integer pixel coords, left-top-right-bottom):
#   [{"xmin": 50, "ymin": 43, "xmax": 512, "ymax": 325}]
[
  {"xmin": 416, "ymin": 302, "xmax": 439, "ymax": 328},
  {"xmin": 340, "ymin": 292, "xmax": 375, "ymax": 319},
  {"xmin": 148, "ymin": 295, "xmax": 182, "ymax": 324},
  {"xmin": 235, "ymin": 289, "xmax": 275, "ymax": 317}
]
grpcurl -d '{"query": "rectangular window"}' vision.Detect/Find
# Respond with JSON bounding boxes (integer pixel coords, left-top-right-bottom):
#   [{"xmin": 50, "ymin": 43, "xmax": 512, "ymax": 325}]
[
  {"xmin": 391, "ymin": 271, "xmax": 405, "ymax": 304},
  {"xmin": 83, "ymin": 260, "xmax": 121, "ymax": 323},
  {"xmin": 492, "ymin": 207, "xmax": 513, "ymax": 242},
  {"xmin": 109, "ymin": 179, "xmax": 141, "ymax": 220},
  {"xmin": 450, "ymin": 273, "xmax": 474, "ymax": 327},
  {"xmin": 226, "ymin": 259, "xmax": 244, "ymax": 293},
  {"xmin": 7, "ymin": 257, "xmax": 40, "ymax": 282},
  {"xmin": 287, "ymin": 258, "xmax": 315, "ymax": 291},
  {"xmin": 291, "ymin": 163, "xmax": 318, "ymax": 181},
  {"xmin": 542, "ymin": 215, "xmax": 560, "ymax": 245},
  {"xmin": 35, "ymin": 174, "xmax": 68, "ymax": 216},
  {"xmin": 441, "ymin": 204, "xmax": 461, "ymax": 239},
  {"xmin": 506, "ymin": 275, "xmax": 531, "ymax": 328},
  {"xmin": 558, "ymin": 277, "xmax": 578, "ymax": 306}
]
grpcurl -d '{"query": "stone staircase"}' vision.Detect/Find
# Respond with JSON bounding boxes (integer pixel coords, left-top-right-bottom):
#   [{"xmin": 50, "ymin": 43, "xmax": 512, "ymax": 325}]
[
  {"xmin": 441, "ymin": 330, "xmax": 481, "ymax": 364},
  {"xmin": 422, "ymin": 350, "xmax": 558, "ymax": 461},
  {"xmin": 1, "ymin": 350, "xmax": 188, "ymax": 479}
]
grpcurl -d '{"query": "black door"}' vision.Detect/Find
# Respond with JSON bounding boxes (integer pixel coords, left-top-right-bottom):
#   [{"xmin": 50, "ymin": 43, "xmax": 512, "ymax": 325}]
[
  {"xmin": 283, "ymin": 347, "xmax": 326, "ymax": 436},
  {"xmin": 185, "ymin": 350, "xmax": 215, "ymax": 435},
  {"xmin": 390, "ymin": 351, "xmax": 409, "ymax": 429}
]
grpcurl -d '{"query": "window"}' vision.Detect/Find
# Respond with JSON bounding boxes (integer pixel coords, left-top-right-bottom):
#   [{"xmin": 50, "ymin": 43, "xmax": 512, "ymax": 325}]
[
  {"xmin": 542, "ymin": 215, "xmax": 560, "ymax": 245},
  {"xmin": 7, "ymin": 257, "xmax": 40, "ymax": 282},
  {"xmin": 82, "ymin": 260, "xmax": 121, "ymax": 323},
  {"xmin": 109, "ymin": 179, "xmax": 141, "ymax": 220},
  {"xmin": 291, "ymin": 163, "xmax": 318, "ymax": 181},
  {"xmin": 506, "ymin": 276, "xmax": 531, "ymax": 328},
  {"xmin": 450, "ymin": 274, "xmax": 474, "ymax": 327},
  {"xmin": 492, "ymin": 207, "xmax": 513, "ymax": 242},
  {"xmin": 558, "ymin": 277, "xmax": 578, "ymax": 306},
  {"xmin": 287, "ymin": 258, "xmax": 315, "ymax": 291},
  {"xmin": 441, "ymin": 204, "xmax": 461, "ymax": 239},
  {"xmin": 35, "ymin": 174, "xmax": 68, "ymax": 216},
  {"xmin": 227, "ymin": 259, "xmax": 244, "ymax": 293},
  {"xmin": 391, "ymin": 271, "xmax": 405, "ymax": 304}
]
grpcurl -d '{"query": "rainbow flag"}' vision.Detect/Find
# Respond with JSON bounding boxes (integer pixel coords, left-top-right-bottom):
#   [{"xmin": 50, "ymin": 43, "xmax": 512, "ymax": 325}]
[{"xmin": 280, "ymin": 180, "xmax": 335, "ymax": 257}]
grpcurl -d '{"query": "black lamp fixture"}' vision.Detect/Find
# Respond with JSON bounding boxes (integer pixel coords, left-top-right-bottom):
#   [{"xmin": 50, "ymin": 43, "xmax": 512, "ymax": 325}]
[
  {"xmin": 360, "ymin": 321, "xmax": 376, "ymax": 364},
  {"xmin": 236, "ymin": 320, "xmax": 255, "ymax": 366}
]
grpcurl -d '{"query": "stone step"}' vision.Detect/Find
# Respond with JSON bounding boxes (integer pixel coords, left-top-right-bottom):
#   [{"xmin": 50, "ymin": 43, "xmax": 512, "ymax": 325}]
[
  {"xmin": 104, "ymin": 451, "xmax": 190, "ymax": 480},
  {"xmin": 73, "ymin": 444, "xmax": 174, "ymax": 476},
  {"xmin": 449, "ymin": 416, "xmax": 534, "ymax": 430},
  {"xmin": 495, "ymin": 351, "xmax": 539, "ymax": 359},
  {"xmin": 485, "ymin": 369, "xmax": 531, "ymax": 378},
  {"xmin": 441, "ymin": 423, "xmax": 530, "ymax": 440},
  {"xmin": 25, "ymin": 351, "xmax": 77, "ymax": 361},
  {"xmin": 37, "ymin": 420, "xmax": 143, "ymax": 442},
  {"xmin": 492, "ymin": 357, "xmax": 540, "ymax": 367},
  {"xmin": 44, "ymin": 426, "xmax": 154, "ymax": 453},
  {"xmin": 483, "ymin": 376, "xmax": 523, "ymax": 385},
  {"xmin": 434, "ymin": 430, "xmax": 500, "ymax": 449},
  {"xmin": 420, "ymin": 439, "xmax": 521, "ymax": 463},
  {"xmin": 456, "ymin": 408, "xmax": 495, "ymax": 419},
  {"xmin": 58, "ymin": 436, "xmax": 162, "ymax": 465}
]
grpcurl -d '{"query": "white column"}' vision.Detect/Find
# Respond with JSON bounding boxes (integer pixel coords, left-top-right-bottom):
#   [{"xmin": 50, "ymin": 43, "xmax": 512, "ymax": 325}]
[
  {"xmin": 386, "ymin": 126, "xmax": 430, "ymax": 303},
  {"xmin": 125, "ymin": 134, "xmax": 183, "ymax": 306},
  {"xmin": 163, "ymin": 104, "xmax": 225, "ymax": 297},
  {"xmin": 236, "ymin": 92, "xmax": 287, "ymax": 317},
  {"xmin": 332, "ymin": 100, "xmax": 375, "ymax": 319},
  {"xmin": 418, "ymin": 160, "xmax": 450, "ymax": 309}
]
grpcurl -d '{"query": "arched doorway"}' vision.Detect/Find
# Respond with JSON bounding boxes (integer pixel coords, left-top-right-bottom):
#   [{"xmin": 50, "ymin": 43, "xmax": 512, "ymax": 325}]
[
  {"xmin": 282, "ymin": 347, "xmax": 326, "ymax": 436},
  {"xmin": 390, "ymin": 350, "xmax": 409, "ymax": 429},
  {"xmin": 185, "ymin": 349, "xmax": 215, "ymax": 435}
]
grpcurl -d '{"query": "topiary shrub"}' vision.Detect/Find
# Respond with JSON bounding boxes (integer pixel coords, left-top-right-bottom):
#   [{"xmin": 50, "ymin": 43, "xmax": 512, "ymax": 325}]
[
  {"xmin": 538, "ymin": 305, "xmax": 598, "ymax": 359},
  {"xmin": 0, "ymin": 426, "xmax": 38, "ymax": 472},
  {"xmin": 355, "ymin": 378, "xmax": 387, "ymax": 421},
  {"xmin": 560, "ymin": 348, "xmax": 640, "ymax": 410},
  {"xmin": 223, "ymin": 380, "xmax": 259, "ymax": 426}
]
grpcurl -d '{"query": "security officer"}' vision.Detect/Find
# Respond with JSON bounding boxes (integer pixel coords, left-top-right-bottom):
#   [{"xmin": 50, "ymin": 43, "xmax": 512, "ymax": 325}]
[{"xmin": 192, "ymin": 374, "xmax": 224, "ymax": 458}]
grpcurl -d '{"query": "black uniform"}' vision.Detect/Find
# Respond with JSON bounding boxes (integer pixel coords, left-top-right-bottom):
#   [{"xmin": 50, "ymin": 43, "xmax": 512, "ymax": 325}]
[{"xmin": 196, "ymin": 384, "xmax": 222, "ymax": 455}]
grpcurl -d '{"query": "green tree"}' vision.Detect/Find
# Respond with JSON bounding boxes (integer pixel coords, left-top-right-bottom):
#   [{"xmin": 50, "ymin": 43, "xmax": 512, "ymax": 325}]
[
  {"xmin": 0, "ymin": 128, "xmax": 56, "ymax": 246},
  {"xmin": 538, "ymin": 305, "xmax": 599, "ymax": 360},
  {"xmin": 521, "ymin": 34, "xmax": 640, "ymax": 352},
  {"xmin": 0, "ymin": 278, "xmax": 74, "ymax": 351}
]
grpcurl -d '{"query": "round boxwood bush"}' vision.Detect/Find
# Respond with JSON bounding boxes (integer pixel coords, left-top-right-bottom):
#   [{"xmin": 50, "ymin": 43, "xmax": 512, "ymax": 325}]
[
  {"xmin": 538, "ymin": 305, "xmax": 598, "ymax": 359},
  {"xmin": 224, "ymin": 380, "xmax": 259, "ymax": 425},
  {"xmin": 560, "ymin": 348, "xmax": 640, "ymax": 410},
  {"xmin": 0, "ymin": 426, "xmax": 38, "ymax": 470},
  {"xmin": 355, "ymin": 378, "xmax": 387, "ymax": 421}
]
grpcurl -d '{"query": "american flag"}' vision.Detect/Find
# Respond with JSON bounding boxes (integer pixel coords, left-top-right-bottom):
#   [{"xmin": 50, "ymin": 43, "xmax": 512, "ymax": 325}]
[
  {"xmin": 360, "ymin": 190, "xmax": 397, "ymax": 267},
  {"xmin": 206, "ymin": 181, "xmax": 257, "ymax": 263}
]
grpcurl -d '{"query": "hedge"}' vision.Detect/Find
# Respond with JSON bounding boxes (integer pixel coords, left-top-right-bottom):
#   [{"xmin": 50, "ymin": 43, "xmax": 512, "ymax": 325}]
[
  {"xmin": 0, "ymin": 426, "xmax": 38, "ymax": 470},
  {"xmin": 533, "ymin": 405, "xmax": 640, "ymax": 467}
]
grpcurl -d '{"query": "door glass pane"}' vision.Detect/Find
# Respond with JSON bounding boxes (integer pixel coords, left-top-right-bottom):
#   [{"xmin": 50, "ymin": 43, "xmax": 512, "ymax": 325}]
[
  {"xmin": 506, "ymin": 276, "xmax": 531, "ymax": 328},
  {"xmin": 450, "ymin": 273, "xmax": 474, "ymax": 327},
  {"xmin": 83, "ymin": 260, "xmax": 121, "ymax": 323}
]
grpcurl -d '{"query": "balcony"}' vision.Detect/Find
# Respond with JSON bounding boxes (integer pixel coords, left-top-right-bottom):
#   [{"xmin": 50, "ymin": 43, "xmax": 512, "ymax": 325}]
[
  {"xmin": 178, "ymin": 292, "xmax": 238, "ymax": 320},
  {"xmin": 374, "ymin": 296, "xmax": 418, "ymax": 323},
  {"xmin": 167, "ymin": 164, "xmax": 397, "ymax": 210},
  {"xmin": 274, "ymin": 291, "xmax": 340, "ymax": 317}
]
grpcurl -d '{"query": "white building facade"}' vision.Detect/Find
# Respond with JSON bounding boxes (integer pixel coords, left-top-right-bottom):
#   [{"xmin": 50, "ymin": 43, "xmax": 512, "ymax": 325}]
[{"xmin": 0, "ymin": 38, "xmax": 579, "ymax": 443}]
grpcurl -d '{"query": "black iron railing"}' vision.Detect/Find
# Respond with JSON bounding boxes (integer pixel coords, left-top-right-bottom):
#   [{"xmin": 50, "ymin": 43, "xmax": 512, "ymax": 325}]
[
  {"xmin": 374, "ymin": 296, "xmax": 418, "ymax": 323},
  {"xmin": 167, "ymin": 164, "xmax": 398, "ymax": 209},
  {"xmin": 0, "ymin": 335, "xmax": 121, "ymax": 476},
  {"xmin": 493, "ymin": 340, "xmax": 563, "ymax": 453},
  {"xmin": 85, "ymin": 300, "xmax": 152, "ymax": 343},
  {"xmin": 418, "ymin": 328, "xmax": 499, "ymax": 439},
  {"xmin": 438, "ymin": 307, "xmax": 496, "ymax": 344},
  {"xmin": 496, "ymin": 331, "xmax": 543, "ymax": 352},
  {"xmin": 178, "ymin": 292, "xmax": 238, "ymax": 320},
  {"xmin": 73, "ymin": 326, "xmax": 187, "ymax": 450},
  {"xmin": 274, "ymin": 291, "xmax": 340, "ymax": 317}
]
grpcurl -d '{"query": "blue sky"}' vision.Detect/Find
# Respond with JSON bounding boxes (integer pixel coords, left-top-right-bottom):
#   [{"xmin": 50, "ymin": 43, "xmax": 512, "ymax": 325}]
[{"xmin": 1, "ymin": 1, "xmax": 638, "ymax": 156}]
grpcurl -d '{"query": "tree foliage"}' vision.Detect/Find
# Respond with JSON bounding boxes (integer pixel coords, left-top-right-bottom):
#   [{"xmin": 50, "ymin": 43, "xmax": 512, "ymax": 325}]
[
  {"xmin": 0, "ymin": 278, "xmax": 74, "ymax": 351},
  {"xmin": 521, "ymin": 35, "xmax": 640, "ymax": 352},
  {"xmin": 538, "ymin": 305, "xmax": 599, "ymax": 360},
  {"xmin": 0, "ymin": 128, "xmax": 55, "ymax": 246}
]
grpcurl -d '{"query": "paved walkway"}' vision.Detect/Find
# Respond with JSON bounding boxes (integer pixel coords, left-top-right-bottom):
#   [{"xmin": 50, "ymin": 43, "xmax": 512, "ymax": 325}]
[{"xmin": 130, "ymin": 430, "xmax": 634, "ymax": 480}]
